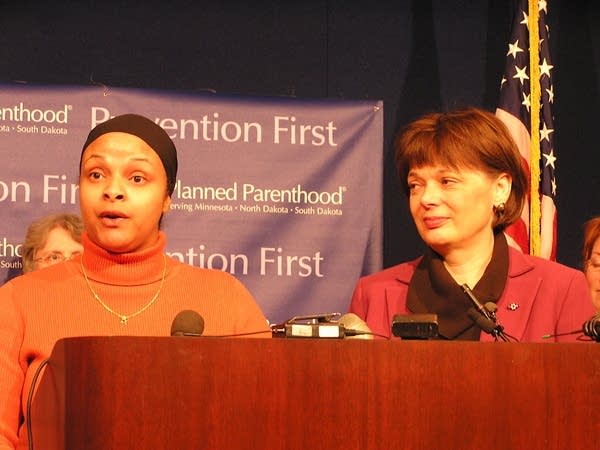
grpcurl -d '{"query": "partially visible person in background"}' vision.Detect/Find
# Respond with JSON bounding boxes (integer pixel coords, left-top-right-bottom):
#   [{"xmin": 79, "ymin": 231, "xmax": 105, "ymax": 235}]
[
  {"xmin": 21, "ymin": 213, "xmax": 84, "ymax": 273},
  {"xmin": 582, "ymin": 216, "xmax": 600, "ymax": 311}
]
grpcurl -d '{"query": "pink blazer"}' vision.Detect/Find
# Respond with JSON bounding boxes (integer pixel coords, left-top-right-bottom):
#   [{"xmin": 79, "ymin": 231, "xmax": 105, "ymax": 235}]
[{"xmin": 349, "ymin": 247, "xmax": 596, "ymax": 342}]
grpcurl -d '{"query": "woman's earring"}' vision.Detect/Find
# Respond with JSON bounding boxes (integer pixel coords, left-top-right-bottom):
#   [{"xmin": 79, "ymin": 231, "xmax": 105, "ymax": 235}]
[{"xmin": 493, "ymin": 202, "xmax": 506, "ymax": 216}]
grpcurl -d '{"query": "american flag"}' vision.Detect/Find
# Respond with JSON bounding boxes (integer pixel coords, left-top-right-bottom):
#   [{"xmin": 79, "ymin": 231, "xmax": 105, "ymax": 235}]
[{"xmin": 496, "ymin": 0, "xmax": 557, "ymax": 259}]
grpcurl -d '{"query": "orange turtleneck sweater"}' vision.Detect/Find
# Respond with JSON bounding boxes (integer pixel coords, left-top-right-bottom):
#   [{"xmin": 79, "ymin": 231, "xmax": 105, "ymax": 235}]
[{"xmin": 0, "ymin": 232, "xmax": 270, "ymax": 450}]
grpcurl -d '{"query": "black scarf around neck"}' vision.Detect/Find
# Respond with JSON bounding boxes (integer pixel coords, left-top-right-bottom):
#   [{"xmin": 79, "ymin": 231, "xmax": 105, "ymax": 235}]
[{"xmin": 406, "ymin": 233, "xmax": 509, "ymax": 340}]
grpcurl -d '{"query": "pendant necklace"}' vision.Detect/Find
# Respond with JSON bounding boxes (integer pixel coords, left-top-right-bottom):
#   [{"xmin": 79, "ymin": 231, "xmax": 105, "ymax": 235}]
[{"xmin": 81, "ymin": 254, "xmax": 167, "ymax": 324}]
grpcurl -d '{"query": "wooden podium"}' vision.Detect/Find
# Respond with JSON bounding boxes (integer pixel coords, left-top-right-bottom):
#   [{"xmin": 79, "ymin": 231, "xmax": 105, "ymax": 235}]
[{"xmin": 31, "ymin": 337, "xmax": 599, "ymax": 450}]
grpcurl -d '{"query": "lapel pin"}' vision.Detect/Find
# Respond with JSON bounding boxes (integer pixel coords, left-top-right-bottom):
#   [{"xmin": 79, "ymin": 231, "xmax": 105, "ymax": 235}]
[{"xmin": 507, "ymin": 302, "xmax": 519, "ymax": 311}]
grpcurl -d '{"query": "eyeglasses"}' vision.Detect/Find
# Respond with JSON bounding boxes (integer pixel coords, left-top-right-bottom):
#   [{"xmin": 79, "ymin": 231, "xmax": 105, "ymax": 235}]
[{"xmin": 34, "ymin": 251, "xmax": 81, "ymax": 265}]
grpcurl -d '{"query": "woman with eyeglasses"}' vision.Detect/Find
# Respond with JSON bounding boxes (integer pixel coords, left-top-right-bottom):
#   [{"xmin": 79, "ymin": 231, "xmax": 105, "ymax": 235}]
[{"xmin": 21, "ymin": 213, "xmax": 84, "ymax": 273}]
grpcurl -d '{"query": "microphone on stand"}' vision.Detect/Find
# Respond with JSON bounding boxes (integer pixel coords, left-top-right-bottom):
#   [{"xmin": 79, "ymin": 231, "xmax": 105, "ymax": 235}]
[
  {"xmin": 170, "ymin": 310, "xmax": 205, "ymax": 337},
  {"xmin": 466, "ymin": 308, "xmax": 498, "ymax": 335},
  {"xmin": 460, "ymin": 284, "xmax": 495, "ymax": 322},
  {"xmin": 460, "ymin": 284, "xmax": 513, "ymax": 341}
]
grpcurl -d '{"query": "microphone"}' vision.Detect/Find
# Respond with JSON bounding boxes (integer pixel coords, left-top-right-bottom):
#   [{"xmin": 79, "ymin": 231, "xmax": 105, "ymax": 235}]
[
  {"xmin": 460, "ymin": 284, "xmax": 494, "ymax": 322},
  {"xmin": 460, "ymin": 284, "xmax": 512, "ymax": 341},
  {"xmin": 582, "ymin": 313, "xmax": 600, "ymax": 342},
  {"xmin": 170, "ymin": 311, "xmax": 272, "ymax": 338},
  {"xmin": 170, "ymin": 310, "xmax": 205, "ymax": 337},
  {"xmin": 545, "ymin": 313, "xmax": 600, "ymax": 341},
  {"xmin": 337, "ymin": 313, "xmax": 374, "ymax": 339},
  {"xmin": 466, "ymin": 308, "xmax": 497, "ymax": 335}
]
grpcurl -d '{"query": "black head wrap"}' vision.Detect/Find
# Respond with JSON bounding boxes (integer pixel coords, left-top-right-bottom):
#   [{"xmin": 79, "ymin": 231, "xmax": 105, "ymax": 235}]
[{"xmin": 80, "ymin": 114, "xmax": 178, "ymax": 195}]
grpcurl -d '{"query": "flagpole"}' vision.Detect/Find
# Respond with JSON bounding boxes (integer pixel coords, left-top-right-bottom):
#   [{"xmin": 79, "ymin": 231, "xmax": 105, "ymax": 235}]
[{"xmin": 528, "ymin": 0, "xmax": 541, "ymax": 256}]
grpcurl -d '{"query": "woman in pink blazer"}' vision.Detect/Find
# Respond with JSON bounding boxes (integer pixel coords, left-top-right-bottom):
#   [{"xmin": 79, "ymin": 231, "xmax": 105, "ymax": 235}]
[{"xmin": 349, "ymin": 108, "xmax": 595, "ymax": 341}]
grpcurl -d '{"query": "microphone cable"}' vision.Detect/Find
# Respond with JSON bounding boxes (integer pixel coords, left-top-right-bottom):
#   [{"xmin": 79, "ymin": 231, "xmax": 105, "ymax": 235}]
[
  {"xmin": 200, "ymin": 330, "xmax": 276, "ymax": 338},
  {"xmin": 27, "ymin": 358, "xmax": 49, "ymax": 450},
  {"xmin": 199, "ymin": 329, "xmax": 391, "ymax": 339},
  {"xmin": 541, "ymin": 330, "xmax": 587, "ymax": 340},
  {"xmin": 343, "ymin": 330, "xmax": 391, "ymax": 340},
  {"xmin": 542, "ymin": 313, "xmax": 600, "ymax": 341}
]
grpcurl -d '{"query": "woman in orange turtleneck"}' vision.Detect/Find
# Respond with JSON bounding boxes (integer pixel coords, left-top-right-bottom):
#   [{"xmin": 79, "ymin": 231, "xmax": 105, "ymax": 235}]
[{"xmin": 0, "ymin": 114, "xmax": 271, "ymax": 450}]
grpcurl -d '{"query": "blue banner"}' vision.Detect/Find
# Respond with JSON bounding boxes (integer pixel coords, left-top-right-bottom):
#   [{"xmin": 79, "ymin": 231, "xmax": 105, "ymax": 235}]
[{"xmin": 0, "ymin": 83, "xmax": 383, "ymax": 323}]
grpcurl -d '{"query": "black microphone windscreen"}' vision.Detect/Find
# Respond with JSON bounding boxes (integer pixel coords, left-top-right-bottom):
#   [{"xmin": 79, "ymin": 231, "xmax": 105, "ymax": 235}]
[
  {"xmin": 582, "ymin": 313, "xmax": 600, "ymax": 342},
  {"xmin": 466, "ymin": 307, "xmax": 497, "ymax": 334},
  {"xmin": 171, "ymin": 310, "xmax": 205, "ymax": 336}
]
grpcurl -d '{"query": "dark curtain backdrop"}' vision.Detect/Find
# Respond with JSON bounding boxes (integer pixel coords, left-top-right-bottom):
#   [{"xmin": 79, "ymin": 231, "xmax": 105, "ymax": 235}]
[{"xmin": 1, "ymin": 0, "xmax": 598, "ymax": 270}]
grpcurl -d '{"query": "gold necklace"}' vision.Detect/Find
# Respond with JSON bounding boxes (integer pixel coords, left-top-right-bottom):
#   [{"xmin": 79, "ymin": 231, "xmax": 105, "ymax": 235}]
[{"xmin": 80, "ymin": 254, "xmax": 167, "ymax": 324}]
